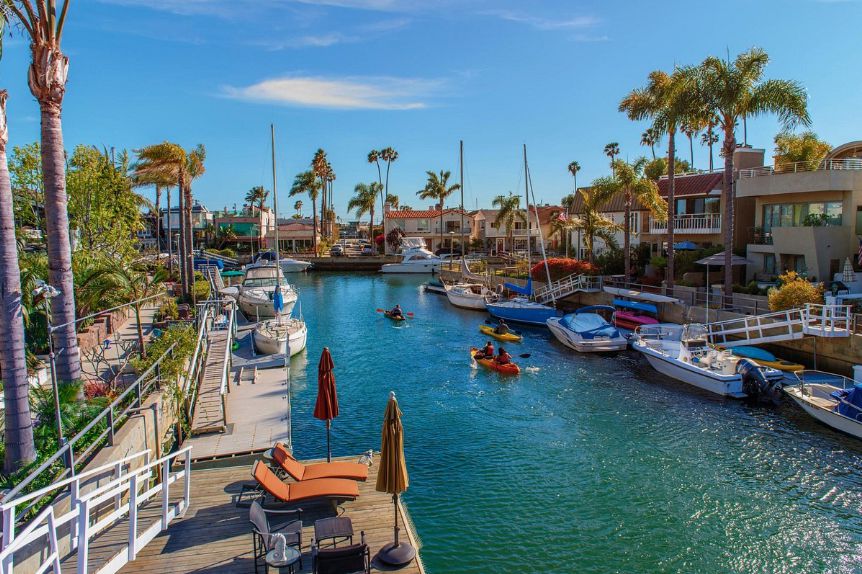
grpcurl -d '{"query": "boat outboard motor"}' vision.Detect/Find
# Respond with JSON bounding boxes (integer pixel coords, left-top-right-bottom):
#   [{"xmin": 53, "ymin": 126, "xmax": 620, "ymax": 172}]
[{"xmin": 737, "ymin": 358, "xmax": 782, "ymax": 405}]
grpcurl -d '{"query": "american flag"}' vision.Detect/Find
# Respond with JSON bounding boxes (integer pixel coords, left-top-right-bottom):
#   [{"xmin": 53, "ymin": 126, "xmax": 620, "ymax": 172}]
[{"xmin": 857, "ymin": 237, "xmax": 862, "ymax": 267}]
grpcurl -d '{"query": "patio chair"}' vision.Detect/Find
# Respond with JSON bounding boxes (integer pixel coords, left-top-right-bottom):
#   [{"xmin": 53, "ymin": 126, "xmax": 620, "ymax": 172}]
[
  {"xmin": 252, "ymin": 461, "xmax": 360, "ymax": 506},
  {"xmin": 250, "ymin": 500, "xmax": 303, "ymax": 574},
  {"xmin": 272, "ymin": 443, "xmax": 369, "ymax": 482},
  {"xmin": 312, "ymin": 532, "xmax": 370, "ymax": 574}
]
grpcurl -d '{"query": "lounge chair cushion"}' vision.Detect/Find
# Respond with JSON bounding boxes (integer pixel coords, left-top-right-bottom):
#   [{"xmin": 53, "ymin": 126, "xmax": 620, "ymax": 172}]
[
  {"xmin": 273, "ymin": 443, "xmax": 368, "ymax": 482},
  {"xmin": 253, "ymin": 461, "xmax": 359, "ymax": 503}
]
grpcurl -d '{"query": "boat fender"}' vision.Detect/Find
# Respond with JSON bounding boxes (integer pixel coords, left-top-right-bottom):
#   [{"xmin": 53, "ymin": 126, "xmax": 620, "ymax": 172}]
[{"xmin": 737, "ymin": 358, "xmax": 782, "ymax": 405}]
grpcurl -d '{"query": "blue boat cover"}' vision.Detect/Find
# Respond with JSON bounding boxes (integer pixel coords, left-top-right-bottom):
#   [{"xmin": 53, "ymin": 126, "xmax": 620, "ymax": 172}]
[
  {"xmin": 836, "ymin": 384, "xmax": 862, "ymax": 421},
  {"xmin": 730, "ymin": 345, "xmax": 776, "ymax": 362},
  {"xmin": 560, "ymin": 313, "xmax": 619, "ymax": 340},
  {"xmin": 503, "ymin": 277, "xmax": 532, "ymax": 296},
  {"xmin": 613, "ymin": 299, "xmax": 658, "ymax": 314},
  {"xmin": 576, "ymin": 305, "xmax": 616, "ymax": 314}
]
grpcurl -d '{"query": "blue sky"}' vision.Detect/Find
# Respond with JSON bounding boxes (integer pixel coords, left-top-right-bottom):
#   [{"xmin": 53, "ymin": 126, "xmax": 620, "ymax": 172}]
[{"xmin": 2, "ymin": 0, "xmax": 860, "ymax": 219}]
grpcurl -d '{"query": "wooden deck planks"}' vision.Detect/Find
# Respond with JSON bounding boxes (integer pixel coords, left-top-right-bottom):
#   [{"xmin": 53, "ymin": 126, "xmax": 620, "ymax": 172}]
[
  {"xmin": 191, "ymin": 332, "xmax": 229, "ymax": 435},
  {"xmin": 118, "ymin": 457, "xmax": 424, "ymax": 574}
]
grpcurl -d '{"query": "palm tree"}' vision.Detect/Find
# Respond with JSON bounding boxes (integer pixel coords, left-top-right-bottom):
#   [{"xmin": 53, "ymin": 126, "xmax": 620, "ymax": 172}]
[
  {"xmin": 385, "ymin": 193, "xmax": 399, "ymax": 209},
  {"xmin": 491, "ymin": 192, "xmax": 526, "ymax": 252},
  {"xmin": 701, "ymin": 117, "xmax": 719, "ymax": 171},
  {"xmin": 294, "ymin": 199, "xmax": 303, "ymax": 218},
  {"xmin": 569, "ymin": 188, "xmax": 623, "ymax": 264},
  {"xmin": 312, "ymin": 149, "xmax": 331, "ymax": 238},
  {"xmin": 6, "ymin": 0, "xmax": 81, "ymax": 382},
  {"xmin": 680, "ymin": 120, "xmax": 699, "ymax": 169},
  {"xmin": 289, "ymin": 170, "xmax": 321, "ymax": 251},
  {"xmin": 566, "ymin": 161, "xmax": 581, "ymax": 192},
  {"xmin": 695, "ymin": 48, "xmax": 809, "ymax": 300},
  {"xmin": 131, "ymin": 163, "xmax": 175, "ymax": 258},
  {"xmin": 348, "ymin": 182, "xmax": 381, "ymax": 241},
  {"xmin": 620, "ymin": 67, "xmax": 694, "ymax": 289},
  {"xmin": 592, "ymin": 158, "xmax": 667, "ymax": 282},
  {"xmin": 244, "ymin": 185, "xmax": 269, "ymax": 252},
  {"xmin": 0, "ymin": 84, "xmax": 36, "ymax": 471},
  {"xmin": 380, "ymin": 147, "xmax": 398, "ymax": 215},
  {"xmin": 640, "ymin": 128, "xmax": 660, "ymax": 160},
  {"xmin": 603, "ymin": 142, "xmax": 620, "ymax": 175},
  {"xmin": 416, "ymin": 170, "xmax": 460, "ymax": 251}
]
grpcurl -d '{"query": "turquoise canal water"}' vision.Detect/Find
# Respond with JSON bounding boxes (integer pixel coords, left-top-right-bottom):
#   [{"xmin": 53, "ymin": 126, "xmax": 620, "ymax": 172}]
[{"xmin": 282, "ymin": 272, "xmax": 862, "ymax": 573}]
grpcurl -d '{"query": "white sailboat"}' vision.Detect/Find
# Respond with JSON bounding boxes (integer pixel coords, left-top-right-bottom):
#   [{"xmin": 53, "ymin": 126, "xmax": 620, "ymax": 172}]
[{"xmin": 253, "ymin": 125, "xmax": 308, "ymax": 357}]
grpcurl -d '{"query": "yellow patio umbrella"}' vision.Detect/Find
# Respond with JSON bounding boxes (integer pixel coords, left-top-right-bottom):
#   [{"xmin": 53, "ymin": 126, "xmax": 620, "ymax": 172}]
[{"xmin": 375, "ymin": 391, "xmax": 415, "ymax": 566}]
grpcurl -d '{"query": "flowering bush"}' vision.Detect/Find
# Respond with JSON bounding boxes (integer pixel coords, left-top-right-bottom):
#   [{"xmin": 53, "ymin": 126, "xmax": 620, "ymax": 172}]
[
  {"xmin": 767, "ymin": 271, "xmax": 824, "ymax": 311},
  {"xmin": 375, "ymin": 233, "xmax": 385, "ymax": 246},
  {"xmin": 83, "ymin": 380, "xmax": 111, "ymax": 399},
  {"xmin": 530, "ymin": 258, "xmax": 598, "ymax": 281}
]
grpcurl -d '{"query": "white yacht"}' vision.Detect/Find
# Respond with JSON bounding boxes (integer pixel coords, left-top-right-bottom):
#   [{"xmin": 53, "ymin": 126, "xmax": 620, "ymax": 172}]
[
  {"xmin": 380, "ymin": 246, "xmax": 442, "ymax": 274},
  {"xmin": 253, "ymin": 317, "xmax": 308, "ymax": 357},
  {"xmin": 633, "ymin": 323, "xmax": 784, "ymax": 398},
  {"xmin": 237, "ymin": 265, "xmax": 297, "ymax": 320},
  {"xmin": 445, "ymin": 283, "xmax": 495, "ymax": 310},
  {"xmin": 784, "ymin": 371, "xmax": 862, "ymax": 439},
  {"xmin": 247, "ymin": 250, "xmax": 311, "ymax": 273},
  {"xmin": 546, "ymin": 306, "xmax": 628, "ymax": 353}
]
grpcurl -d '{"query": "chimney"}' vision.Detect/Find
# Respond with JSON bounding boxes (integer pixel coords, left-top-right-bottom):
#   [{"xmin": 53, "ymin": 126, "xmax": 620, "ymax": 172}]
[{"xmin": 384, "ymin": 202, "xmax": 392, "ymax": 214}]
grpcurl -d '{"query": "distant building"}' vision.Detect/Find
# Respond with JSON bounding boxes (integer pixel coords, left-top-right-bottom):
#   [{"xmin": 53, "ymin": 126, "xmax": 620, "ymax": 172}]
[
  {"xmin": 212, "ymin": 204, "xmax": 276, "ymax": 253},
  {"xmin": 383, "ymin": 204, "xmax": 474, "ymax": 253},
  {"xmin": 265, "ymin": 218, "xmax": 319, "ymax": 253},
  {"xmin": 159, "ymin": 201, "xmax": 213, "ymax": 251},
  {"xmin": 473, "ymin": 205, "xmax": 565, "ymax": 255}
]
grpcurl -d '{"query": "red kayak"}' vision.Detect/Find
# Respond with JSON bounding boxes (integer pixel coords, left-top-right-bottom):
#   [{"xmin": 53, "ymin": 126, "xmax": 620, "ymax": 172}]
[{"xmin": 471, "ymin": 348, "xmax": 520, "ymax": 375}]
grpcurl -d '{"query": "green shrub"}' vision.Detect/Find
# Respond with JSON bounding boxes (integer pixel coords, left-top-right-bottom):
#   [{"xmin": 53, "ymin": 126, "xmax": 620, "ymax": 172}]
[
  {"xmin": 650, "ymin": 255, "xmax": 667, "ymax": 270},
  {"xmin": 193, "ymin": 279, "xmax": 210, "ymax": 301},
  {"xmin": 157, "ymin": 299, "xmax": 179, "ymax": 321}
]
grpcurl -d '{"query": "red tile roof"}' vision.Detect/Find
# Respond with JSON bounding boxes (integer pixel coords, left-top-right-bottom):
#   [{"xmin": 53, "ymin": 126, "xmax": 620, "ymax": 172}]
[
  {"xmin": 385, "ymin": 208, "xmax": 468, "ymax": 219},
  {"xmin": 657, "ymin": 172, "xmax": 723, "ymax": 198}
]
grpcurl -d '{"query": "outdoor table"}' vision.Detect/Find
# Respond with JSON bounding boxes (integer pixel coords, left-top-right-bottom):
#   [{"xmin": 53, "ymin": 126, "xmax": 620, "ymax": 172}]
[
  {"xmin": 265, "ymin": 546, "xmax": 301, "ymax": 573},
  {"xmin": 314, "ymin": 516, "xmax": 354, "ymax": 548}
]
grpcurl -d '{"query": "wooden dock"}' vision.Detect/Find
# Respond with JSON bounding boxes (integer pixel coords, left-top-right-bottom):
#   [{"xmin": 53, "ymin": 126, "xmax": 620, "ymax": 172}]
[
  {"xmin": 191, "ymin": 331, "xmax": 229, "ymax": 435},
  {"xmin": 116, "ymin": 456, "xmax": 424, "ymax": 573}
]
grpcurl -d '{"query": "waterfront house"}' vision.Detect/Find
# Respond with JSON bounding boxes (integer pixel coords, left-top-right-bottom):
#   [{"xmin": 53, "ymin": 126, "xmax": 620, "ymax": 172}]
[
  {"xmin": 472, "ymin": 207, "xmax": 562, "ymax": 255},
  {"xmin": 159, "ymin": 201, "xmax": 214, "ymax": 251},
  {"xmin": 213, "ymin": 204, "xmax": 276, "ymax": 254},
  {"xmin": 739, "ymin": 140, "xmax": 862, "ymax": 282},
  {"xmin": 383, "ymin": 204, "xmax": 475, "ymax": 253},
  {"xmin": 265, "ymin": 218, "xmax": 320, "ymax": 253}
]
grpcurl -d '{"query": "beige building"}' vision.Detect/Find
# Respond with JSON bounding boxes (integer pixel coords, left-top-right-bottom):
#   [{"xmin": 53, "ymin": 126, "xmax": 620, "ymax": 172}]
[
  {"xmin": 265, "ymin": 218, "xmax": 319, "ymax": 253},
  {"xmin": 739, "ymin": 141, "xmax": 862, "ymax": 282},
  {"xmin": 383, "ymin": 205, "xmax": 474, "ymax": 253},
  {"xmin": 473, "ymin": 206, "xmax": 564, "ymax": 254}
]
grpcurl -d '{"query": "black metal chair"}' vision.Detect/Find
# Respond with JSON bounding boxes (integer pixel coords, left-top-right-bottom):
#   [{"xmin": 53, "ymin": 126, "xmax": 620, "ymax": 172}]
[
  {"xmin": 250, "ymin": 500, "xmax": 303, "ymax": 573},
  {"xmin": 312, "ymin": 531, "xmax": 370, "ymax": 574}
]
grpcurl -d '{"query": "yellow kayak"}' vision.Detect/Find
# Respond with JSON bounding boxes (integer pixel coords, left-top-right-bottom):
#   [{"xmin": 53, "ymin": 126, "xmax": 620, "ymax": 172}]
[
  {"xmin": 714, "ymin": 344, "xmax": 804, "ymax": 373},
  {"xmin": 479, "ymin": 324, "xmax": 522, "ymax": 343}
]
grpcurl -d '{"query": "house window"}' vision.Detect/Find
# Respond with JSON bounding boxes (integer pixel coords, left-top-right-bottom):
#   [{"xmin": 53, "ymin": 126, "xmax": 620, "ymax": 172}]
[
  {"xmin": 762, "ymin": 201, "xmax": 842, "ymax": 232},
  {"xmin": 416, "ymin": 219, "xmax": 430, "ymax": 232},
  {"xmin": 445, "ymin": 221, "xmax": 459, "ymax": 233},
  {"xmin": 763, "ymin": 253, "xmax": 776, "ymax": 275}
]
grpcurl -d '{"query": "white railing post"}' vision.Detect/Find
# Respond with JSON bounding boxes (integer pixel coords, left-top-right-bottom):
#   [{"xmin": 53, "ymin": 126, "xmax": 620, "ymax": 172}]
[
  {"xmin": 46, "ymin": 510, "xmax": 60, "ymax": 574},
  {"xmin": 114, "ymin": 460, "xmax": 124, "ymax": 511},
  {"xmin": 161, "ymin": 460, "xmax": 170, "ymax": 529},
  {"xmin": 183, "ymin": 453, "xmax": 191, "ymax": 513},
  {"xmin": 128, "ymin": 473, "xmax": 138, "ymax": 561},
  {"xmin": 70, "ymin": 478, "xmax": 80, "ymax": 550},
  {"xmin": 77, "ymin": 497, "xmax": 90, "ymax": 574},
  {"xmin": 2, "ymin": 506, "xmax": 15, "ymax": 552}
]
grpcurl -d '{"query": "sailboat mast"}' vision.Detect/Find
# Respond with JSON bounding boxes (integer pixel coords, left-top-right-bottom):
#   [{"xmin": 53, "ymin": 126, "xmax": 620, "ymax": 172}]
[
  {"xmin": 271, "ymin": 124, "xmax": 281, "ymax": 288},
  {"xmin": 459, "ymin": 140, "xmax": 465, "ymax": 258},
  {"xmin": 523, "ymin": 144, "xmax": 531, "ymax": 271},
  {"xmin": 527, "ymin": 160, "xmax": 555, "ymax": 303}
]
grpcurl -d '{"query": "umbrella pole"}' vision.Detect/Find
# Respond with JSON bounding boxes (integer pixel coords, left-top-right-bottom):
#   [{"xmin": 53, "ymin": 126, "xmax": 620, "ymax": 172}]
[
  {"xmin": 326, "ymin": 420, "xmax": 332, "ymax": 463},
  {"xmin": 393, "ymin": 493, "xmax": 400, "ymax": 546}
]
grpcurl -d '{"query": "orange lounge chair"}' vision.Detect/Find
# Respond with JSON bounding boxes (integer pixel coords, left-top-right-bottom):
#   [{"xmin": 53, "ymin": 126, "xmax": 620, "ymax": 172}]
[
  {"xmin": 252, "ymin": 461, "xmax": 359, "ymax": 505},
  {"xmin": 273, "ymin": 443, "xmax": 369, "ymax": 482}
]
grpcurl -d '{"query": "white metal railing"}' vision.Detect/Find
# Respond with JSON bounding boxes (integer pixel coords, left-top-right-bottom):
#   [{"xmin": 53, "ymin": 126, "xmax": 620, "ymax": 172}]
[
  {"xmin": 0, "ymin": 446, "xmax": 191, "ymax": 574},
  {"xmin": 219, "ymin": 302, "xmax": 236, "ymax": 398},
  {"xmin": 739, "ymin": 158, "xmax": 862, "ymax": 178},
  {"xmin": 650, "ymin": 213, "xmax": 721, "ymax": 234},
  {"xmin": 705, "ymin": 304, "xmax": 851, "ymax": 346},
  {"xmin": 803, "ymin": 303, "xmax": 852, "ymax": 336},
  {"xmin": 534, "ymin": 273, "xmax": 603, "ymax": 304}
]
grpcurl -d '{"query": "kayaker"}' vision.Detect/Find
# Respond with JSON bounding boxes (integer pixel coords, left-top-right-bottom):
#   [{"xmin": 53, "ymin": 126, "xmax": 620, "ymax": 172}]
[
  {"xmin": 496, "ymin": 347, "xmax": 512, "ymax": 365},
  {"xmin": 494, "ymin": 319, "xmax": 510, "ymax": 335},
  {"xmin": 476, "ymin": 341, "xmax": 495, "ymax": 359},
  {"xmin": 390, "ymin": 304, "xmax": 403, "ymax": 318}
]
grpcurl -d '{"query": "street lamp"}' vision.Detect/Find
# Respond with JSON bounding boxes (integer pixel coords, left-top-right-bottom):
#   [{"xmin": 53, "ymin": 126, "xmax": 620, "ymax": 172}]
[{"xmin": 33, "ymin": 280, "xmax": 65, "ymax": 454}]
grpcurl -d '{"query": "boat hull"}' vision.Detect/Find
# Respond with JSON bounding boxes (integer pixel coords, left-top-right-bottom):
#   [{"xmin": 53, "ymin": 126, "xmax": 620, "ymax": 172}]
[
  {"xmin": 380, "ymin": 262, "xmax": 441, "ymax": 274},
  {"xmin": 486, "ymin": 300, "xmax": 557, "ymax": 326},
  {"xmin": 547, "ymin": 318, "xmax": 627, "ymax": 353},
  {"xmin": 253, "ymin": 320, "xmax": 308, "ymax": 356},
  {"xmin": 784, "ymin": 386, "xmax": 862, "ymax": 439},
  {"xmin": 634, "ymin": 342, "xmax": 745, "ymax": 397},
  {"xmin": 238, "ymin": 295, "xmax": 296, "ymax": 320},
  {"xmin": 445, "ymin": 287, "xmax": 488, "ymax": 310},
  {"xmin": 281, "ymin": 259, "xmax": 312, "ymax": 273}
]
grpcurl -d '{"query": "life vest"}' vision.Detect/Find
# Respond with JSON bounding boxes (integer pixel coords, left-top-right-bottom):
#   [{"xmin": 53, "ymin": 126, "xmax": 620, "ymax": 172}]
[
  {"xmin": 483, "ymin": 344, "xmax": 495, "ymax": 356},
  {"xmin": 496, "ymin": 353, "xmax": 511, "ymax": 365}
]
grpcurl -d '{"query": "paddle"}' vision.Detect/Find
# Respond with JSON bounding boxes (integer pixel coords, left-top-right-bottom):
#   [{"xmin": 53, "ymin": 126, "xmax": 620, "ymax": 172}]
[
  {"xmin": 375, "ymin": 308, "xmax": 414, "ymax": 317},
  {"xmin": 518, "ymin": 353, "xmax": 531, "ymax": 359}
]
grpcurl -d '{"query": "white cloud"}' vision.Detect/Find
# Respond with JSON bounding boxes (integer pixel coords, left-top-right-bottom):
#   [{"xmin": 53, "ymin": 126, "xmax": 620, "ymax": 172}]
[
  {"xmin": 483, "ymin": 9, "xmax": 600, "ymax": 31},
  {"xmin": 222, "ymin": 75, "xmax": 445, "ymax": 110}
]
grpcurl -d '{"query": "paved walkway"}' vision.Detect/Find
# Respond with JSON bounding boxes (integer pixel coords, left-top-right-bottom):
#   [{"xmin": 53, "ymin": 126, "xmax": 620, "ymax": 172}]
[{"xmin": 80, "ymin": 305, "xmax": 159, "ymax": 384}]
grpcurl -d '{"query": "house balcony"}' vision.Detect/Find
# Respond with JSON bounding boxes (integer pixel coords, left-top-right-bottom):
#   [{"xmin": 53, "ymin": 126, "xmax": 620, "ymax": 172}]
[{"xmin": 649, "ymin": 213, "xmax": 721, "ymax": 235}]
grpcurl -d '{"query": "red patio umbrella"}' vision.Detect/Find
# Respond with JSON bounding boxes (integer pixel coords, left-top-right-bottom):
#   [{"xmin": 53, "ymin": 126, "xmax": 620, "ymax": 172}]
[{"xmin": 314, "ymin": 347, "xmax": 339, "ymax": 462}]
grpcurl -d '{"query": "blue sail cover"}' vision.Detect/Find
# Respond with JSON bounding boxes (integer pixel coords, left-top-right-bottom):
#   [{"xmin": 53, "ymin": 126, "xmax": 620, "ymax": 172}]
[
  {"xmin": 837, "ymin": 384, "xmax": 862, "ymax": 421},
  {"xmin": 273, "ymin": 285, "xmax": 284, "ymax": 313},
  {"xmin": 612, "ymin": 299, "xmax": 658, "ymax": 314},
  {"xmin": 560, "ymin": 313, "xmax": 619, "ymax": 340},
  {"xmin": 503, "ymin": 277, "xmax": 532, "ymax": 296}
]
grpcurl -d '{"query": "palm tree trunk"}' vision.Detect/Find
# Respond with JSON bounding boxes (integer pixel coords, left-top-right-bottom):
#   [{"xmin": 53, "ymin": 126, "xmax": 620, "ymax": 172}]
[
  {"xmin": 667, "ymin": 131, "xmax": 676, "ymax": 290},
  {"xmin": 312, "ymin": 197, "xmax": 318, "ymax": 252},
  {"xmin": 624, "ymin": 192, "xmax": 631, "ymax": 285},
  {"xmin": 722, "ymin": 121, "xmax": 735, "ymax": 305},
  {"xmin": 0, "ymin": 92, "xmax": 36, "ymax": 472},
  {"xmin": 183, "ymin": 184, "xmax": 194, "ymax": 299},
  {"xmin": 135, "ymin": 305, "xmax": 146, "ymax": 360},
  {"xmin": 155, "ymin": 185, "xmax": 162, "ymax": 251},
  {"xmin": 40, "ymin": 102, "xmax": 81, "ymax": 382},
  {"xmin": 177, "ymin": 179, "xmax": 187, "ymax": 296}
]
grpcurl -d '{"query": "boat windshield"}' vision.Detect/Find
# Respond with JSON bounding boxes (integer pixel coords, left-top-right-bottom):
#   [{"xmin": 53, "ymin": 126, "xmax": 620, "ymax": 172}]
[
  {"xmin": 243, "ymin": 277, "xmax": 278, "ymax": 289},
  {"xmin": 683, "ymin": 323, "xmax": 709, "ymax": 341}
]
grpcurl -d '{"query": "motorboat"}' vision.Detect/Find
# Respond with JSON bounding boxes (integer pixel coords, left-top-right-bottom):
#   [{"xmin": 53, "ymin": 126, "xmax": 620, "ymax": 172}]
[
  {"xmin": 632, "ymin": 323, "xmax": 784, "ymax": 399},
  {"xmin": 546, "ymin": 305, "xmax": 628, "ymax": 353},
  {"xmin": 247, "ymin": 250, "xmax": 311, "ymax": 273},
  {"xmin": 380, "ymin": 246, "xmax": 442, "ymax": 274},
  {"xmin": 784, "ymin": 371, "xmax": 862, "ymax": 439},
  {"xmin": 237, "ymin": 264, "xmax": 297, "ymax": 320},
  {"xmin": 485, "ymin": 297, "xmax": 557, "ymax": 326},
  {"xmin": 445, "ymin": 283, "xmax": 495, "ymax": 310},
  {"xmin": 253, "ymin": 316, "xmax": 308, "ymax": 357}
]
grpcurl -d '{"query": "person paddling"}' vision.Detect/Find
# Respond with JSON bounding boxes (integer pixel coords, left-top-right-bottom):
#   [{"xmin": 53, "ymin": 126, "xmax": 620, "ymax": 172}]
[
  {"xmin": 476, "ymin": 341, "xmax": 494, "ymax": 360},
  {"xmin": 390, "ymin": 304, "xmax": 404, "ymax": 319},
  {"xmin": 494, "ymin": 319, "xmax": 510, "ymax": 335},
  {"xmin": 495, "ymin": 347, "xmax": 512, "ymax": 365}
]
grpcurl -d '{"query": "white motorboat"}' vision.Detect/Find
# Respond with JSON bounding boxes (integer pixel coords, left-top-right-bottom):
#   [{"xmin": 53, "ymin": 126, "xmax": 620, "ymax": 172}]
[
  {"xmin": 445, "ymin": 283, "xmax": 495, "ymax": 310},
  {"xmin": 784, "ymin": 371, "xmax": 862, "ymax": 439},
  {"xmin": 546, "ymin": 306, "xmax": 628, "ymax": 353},
  {"xmin": 253, "ymin": 317, "xmax": 308, "ymax": 357},
  {"xmin": 247, "ymin": 250, "xmax": 311, "ymax": 273},
  {"xmin": 632, "ymin": 323, "xmax": 784, "ymax": 399},
  {"xmin": 237, "ymin": 265, "xmax": 297, "ymax": 320},
  {"xmin": 380, "ymin": 246, "xmax": 442, "ymax": 274}
]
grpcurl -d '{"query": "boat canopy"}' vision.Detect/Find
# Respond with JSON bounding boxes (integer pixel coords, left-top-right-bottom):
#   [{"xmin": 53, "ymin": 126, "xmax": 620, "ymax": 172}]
[
  {"xmin": 575, "ymin": 305, "xmax": 615, "ymax": 314},
  {"xmin": 504, "ymin": 277, "xmax": 532, "ymax": 296},
  {"xmin": 561, "ymin": 313, "xmax": 619, "ymax": 339},
  {"xmin": 613, "ymin": 299, "xmax": 658, "ymax": 314},
  {"xmin": 835, "ymin": 384, "xmax": 862, "ymax": 420}
]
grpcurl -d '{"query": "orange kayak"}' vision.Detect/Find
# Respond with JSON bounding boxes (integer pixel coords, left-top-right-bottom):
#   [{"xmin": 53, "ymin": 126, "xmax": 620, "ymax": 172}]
[
  {"xmin": 471, "ymin": 348, "xmax": 520, "ymax": 375},
  {"xmin": 384, "ymin": 311, "xmax": 406, "ymax": 322}
]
